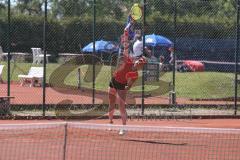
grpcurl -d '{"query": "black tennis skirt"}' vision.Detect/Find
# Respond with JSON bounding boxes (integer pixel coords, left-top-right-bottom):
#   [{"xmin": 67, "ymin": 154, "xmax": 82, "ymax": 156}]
[{"xmin": 109, "ymin": 77, "xmax": 127, "ymax": 90}]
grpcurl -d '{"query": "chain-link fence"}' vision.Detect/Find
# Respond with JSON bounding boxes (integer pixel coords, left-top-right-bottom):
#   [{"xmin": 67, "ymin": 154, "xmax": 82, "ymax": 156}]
[{"xmin": 0, "ymin": 0, "xmax": 239, "ymax": 119}]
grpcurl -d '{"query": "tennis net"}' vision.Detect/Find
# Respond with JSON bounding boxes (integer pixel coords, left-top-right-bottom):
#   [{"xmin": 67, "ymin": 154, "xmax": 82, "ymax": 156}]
[{"xmin": 0, "ymin": 122, "xmax": 240, "ymax": 160}]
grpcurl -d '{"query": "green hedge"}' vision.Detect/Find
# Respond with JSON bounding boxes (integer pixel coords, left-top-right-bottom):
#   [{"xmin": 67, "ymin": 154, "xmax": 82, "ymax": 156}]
[{"xmin": 0, "ymin": 13, "xmax": 235, "ymax": 60}]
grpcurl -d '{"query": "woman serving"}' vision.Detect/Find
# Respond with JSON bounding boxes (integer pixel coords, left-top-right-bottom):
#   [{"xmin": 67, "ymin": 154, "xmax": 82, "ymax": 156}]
[
  {"xmin": 108, "ymin": 29, "xmax": 146, "ymax": 135},
  {"xmin": 108, "ymin": 3, "xmax": 144, "ymax": 135}
]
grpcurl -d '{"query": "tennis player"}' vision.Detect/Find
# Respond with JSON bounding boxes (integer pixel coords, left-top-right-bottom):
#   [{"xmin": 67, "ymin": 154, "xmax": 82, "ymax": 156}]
[
  {"xmin": 108, "ymin": 3, "xmax": 144, "ymax": 135},
  {"xmin": 108, "ymin": 32, "xmax": 146, "ymax": 135}
]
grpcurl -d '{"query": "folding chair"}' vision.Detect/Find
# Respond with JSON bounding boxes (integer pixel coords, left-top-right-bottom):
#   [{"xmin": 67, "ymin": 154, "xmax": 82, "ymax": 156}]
[
  {"xmin": 0, "ymin": 46, "xmax": 7, "ymax": 61},
  {"xmin": 31, "ymin": 48, "xmax": 50, "ymax": 64}
]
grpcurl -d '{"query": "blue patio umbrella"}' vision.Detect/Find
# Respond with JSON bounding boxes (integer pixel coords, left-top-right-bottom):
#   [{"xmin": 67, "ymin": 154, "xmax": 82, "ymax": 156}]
[
  {"xmin": 145, "ymin": 34, "xmax": 173, "ymax": 48},
  {"xmin": 82, "ymin": 40, "xmax": 119, "ymax": 53}
]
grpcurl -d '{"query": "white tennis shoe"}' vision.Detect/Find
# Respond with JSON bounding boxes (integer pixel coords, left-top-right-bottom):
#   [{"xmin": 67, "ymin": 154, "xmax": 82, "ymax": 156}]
[
  {"xmin": 107, "ymin": 123, "xmax": 113, "ymax": 131},
  {"xmin": 119, "ymin": 129, "xmax": 126, "ymax": 135}
]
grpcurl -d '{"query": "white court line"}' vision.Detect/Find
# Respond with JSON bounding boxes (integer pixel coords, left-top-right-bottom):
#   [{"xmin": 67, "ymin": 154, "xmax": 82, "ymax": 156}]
[{"xmin": 69, "ymin": 122, "xmax": 240, "ymax": 134}]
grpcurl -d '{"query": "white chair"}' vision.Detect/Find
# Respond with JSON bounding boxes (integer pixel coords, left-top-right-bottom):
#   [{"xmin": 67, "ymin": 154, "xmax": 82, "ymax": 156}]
[
  {"xmin": 31, "ymin": 48, "xmax": 50, "ymax": 64},
  {"xmin": 18, "ymin": 67, "xmax": 43, "ymax": 87},
  {"xmin": 0, "ymin": 46, "xmax": 7, "ymax": 61},
  {"xmin": 0, "ymin": 65, "xmax": 4, "ymax": 83}
]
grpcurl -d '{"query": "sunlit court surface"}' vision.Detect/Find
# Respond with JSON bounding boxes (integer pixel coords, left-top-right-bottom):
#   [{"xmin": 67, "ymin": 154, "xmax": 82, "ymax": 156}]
[{"xmin": 0, "ymin": 119, "xmax": 239, "ymax": 160}]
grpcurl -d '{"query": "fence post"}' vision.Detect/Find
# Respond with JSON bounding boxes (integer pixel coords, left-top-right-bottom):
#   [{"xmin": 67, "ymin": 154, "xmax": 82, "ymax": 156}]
[
  {"xmin": 42, "ymin": 0, "xmax": 47, "ymax": 117},
  {"xmin": 7, "ymin": 0, "xmax": 11, "ymax": 97},
  {"xmin": 78, "ymin": 68, "xmax": 81, "ymax": 89},
  {"xmin": 141, "ymin": 0, "xmax": 147, "ymax": 115},
  {"xmin": 170, "ymin": 1, "xmax": 177, "ymax": 105},
  {"xmin": 234, "ymin": 0, "xmax": 240, "ymax": 115},
  {"xmin": 92, "ymin": 0, "xmax": 96, "ymax": 105},
  {"xmin": 173, "ymin": 1, "xmax": 177, "ymax": 97}
]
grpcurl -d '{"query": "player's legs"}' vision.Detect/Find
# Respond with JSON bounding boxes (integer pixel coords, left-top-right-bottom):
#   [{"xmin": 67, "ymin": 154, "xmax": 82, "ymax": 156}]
[
  {"xmin": 108, "ymin": 87, "xmax": 117, "ymax": 124},
  {"xmin": 117, "ymin": 89, "xmax": 127, "ymax": 125}
]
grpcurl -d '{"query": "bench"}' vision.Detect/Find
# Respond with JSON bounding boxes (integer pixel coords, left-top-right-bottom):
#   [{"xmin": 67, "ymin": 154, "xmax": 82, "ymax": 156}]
[
  {"xmin": 18, "ymin": 67, "xmax": 43, "ymax": 87},
  {"xmin": 0, "ymin": 65, "xmax": 4, "ymax": 83}
]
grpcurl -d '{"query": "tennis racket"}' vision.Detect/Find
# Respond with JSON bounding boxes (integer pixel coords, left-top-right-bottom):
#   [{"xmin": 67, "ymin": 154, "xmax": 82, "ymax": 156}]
[
  {"xmin": 130, "ymin": 3, "xmax": 143, "ymax": 21},
  {"xmin": 122, "ymin": 3, "xmax": 142, "ymax": 55}
]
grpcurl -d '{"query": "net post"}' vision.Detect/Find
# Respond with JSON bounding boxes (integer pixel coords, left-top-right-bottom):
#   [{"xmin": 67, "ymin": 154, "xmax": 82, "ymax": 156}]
[
  {"xmin": 62, "ymin": 123, "xmax": 68, "ymax": 160},
  {"xmin": 169, "ymin": 91, "xmax": 176, "ymax": 105}
]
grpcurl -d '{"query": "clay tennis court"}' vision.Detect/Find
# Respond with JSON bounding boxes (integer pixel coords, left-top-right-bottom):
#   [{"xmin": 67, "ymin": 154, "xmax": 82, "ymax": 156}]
[
  {"xmin": 0, "ymin": 119, "xmax": 239, "ymax": 160},
  {"xmin": 0, "ymin": 83, "xmax": 235, "ymax": 105},
  {"xmin": 0, "ymin": 83, "xmax": 239, "ymax": 159}
]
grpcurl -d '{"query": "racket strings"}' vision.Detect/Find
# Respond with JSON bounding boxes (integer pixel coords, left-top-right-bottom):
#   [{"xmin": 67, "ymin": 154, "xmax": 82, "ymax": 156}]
[{"xmin": 130, "ymin": 4, "xmax": 143, "ymax": 21}]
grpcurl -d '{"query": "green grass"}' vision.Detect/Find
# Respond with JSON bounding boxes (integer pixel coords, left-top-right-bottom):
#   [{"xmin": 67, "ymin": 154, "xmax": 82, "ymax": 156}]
[
  {"xmin": 0, "ymin": 62, "xmax": 238, "ymax": 99},
  {"xmin": 173, "ymin": 72, "xmax": 236, "ymax": 99}
]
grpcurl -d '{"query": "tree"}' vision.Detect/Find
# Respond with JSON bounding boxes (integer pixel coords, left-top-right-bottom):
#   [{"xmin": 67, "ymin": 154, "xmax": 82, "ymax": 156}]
[
  {"xmin": 49, "ymin": 0, "xmax": 92, "ymax": 18},
  {"xmin": 0, "ymin": 0, "xmax": 7, "ymax": 10},
  {"xmin": 215, "ymin": 0, "xmax": 236, "ymax": 18},
  {"xmin": 49, "ymin": 0, "xmax": 132, "ymax": 20},
  {"xmin": 0, "ymin": 0, "xmax": 7, "ymax": 17},
  {"xmin": 15, "ymin": 0, "xmax": 44, "ymax": 15}
]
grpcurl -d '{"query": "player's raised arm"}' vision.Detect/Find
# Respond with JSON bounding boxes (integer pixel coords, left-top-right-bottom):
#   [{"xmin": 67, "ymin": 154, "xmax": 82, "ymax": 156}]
[{"xmin": 123, "ymin": 28, "xmax": 129, "ymax": 57}]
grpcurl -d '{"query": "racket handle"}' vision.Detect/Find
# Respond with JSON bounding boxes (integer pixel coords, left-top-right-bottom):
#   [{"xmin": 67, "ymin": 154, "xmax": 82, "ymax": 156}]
[
  {"xmin": 124, "ymin": 22, "xmax": 131, "ymax": 31},
  {"xmin": 124, "ymin": 29, "xmax": 129, "ymax": 37}
]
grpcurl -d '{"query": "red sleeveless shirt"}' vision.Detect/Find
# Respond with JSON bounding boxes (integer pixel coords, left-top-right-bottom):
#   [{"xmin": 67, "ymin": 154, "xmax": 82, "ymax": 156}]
[{"xmin": 113, "ymin": 55, "xmax": 134, "ymax": 84}]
